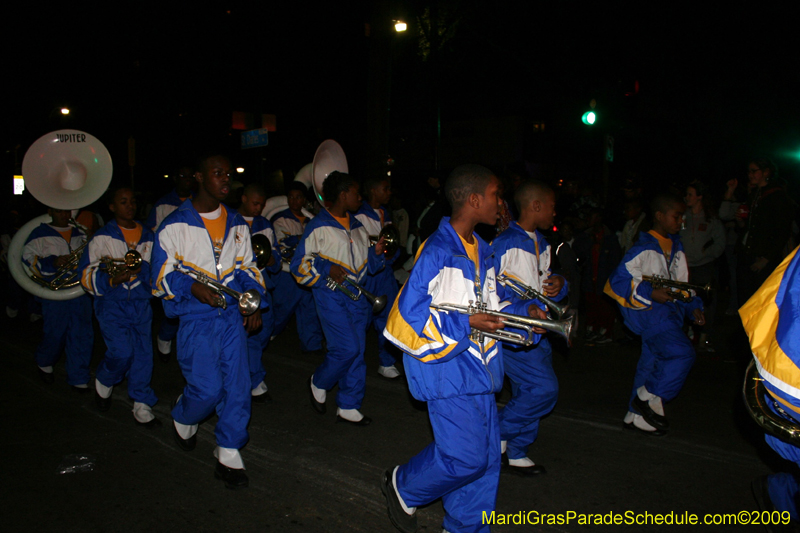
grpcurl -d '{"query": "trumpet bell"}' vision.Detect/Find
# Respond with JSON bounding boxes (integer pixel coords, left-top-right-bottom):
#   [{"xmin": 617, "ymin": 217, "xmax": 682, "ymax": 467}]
[
  {"xmin": 312, "ymin": 140, "xmax": 348, "ymax": 206},
  {"xmin": 238, "ymin": 289, "xmax": 262, "ymax": 316},
  {"xmin": 22, "ymin": 130, "xmax": 113, "ymax": 210},
  {"xmin": 251, "ymin": 234, "xmax": 272, "ymax": 269}
]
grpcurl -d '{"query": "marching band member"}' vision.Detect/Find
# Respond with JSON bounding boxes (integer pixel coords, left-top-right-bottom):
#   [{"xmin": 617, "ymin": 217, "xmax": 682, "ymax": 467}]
[
  {"xmin": 23, "ymin": 207, "xmax": 93, "ymax": 390},
  {"xmin": 152, "ymin": 154, "xmax": 266, "ymax": 489},
  {"xmin": 146, "ymin": 165, "xmax": 194, "ymax": 359},
  {"xmin": 291, "ymin": 171, "xmax": 386, "ymax": 425},
  {"xmin": 238, "ymin": 183, "xmax": 282, "ymax": 403},
  {"xmin": 79, "ymin": 187, "xmax": 159, "ymax": 427},
  {"xmin": 381, "ymin": 164, "xmax": 539, "ymax": 533},
  {"xmin": 354, "ymin": 176, "xmax": 401, "ymax": 379},
  {"xmin": 740, "ymin": 245, "xmax": 800, "ymax": 523},
  {"xmin": 604, "ymin": 192, "xmax": 705, "ymax": 435},
  {"xmin": 270, "ymin": 182, "xmax": 323, "ymax": 353},
  {"xmin": 491, "ymin": 180, "xmax": 565, "ymax": 475}
]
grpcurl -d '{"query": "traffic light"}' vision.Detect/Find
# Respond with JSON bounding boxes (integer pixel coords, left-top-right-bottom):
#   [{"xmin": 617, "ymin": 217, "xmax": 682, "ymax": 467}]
[{"xmin": 581, "ymin": 110, "xmax": 596, "ymax": 125}]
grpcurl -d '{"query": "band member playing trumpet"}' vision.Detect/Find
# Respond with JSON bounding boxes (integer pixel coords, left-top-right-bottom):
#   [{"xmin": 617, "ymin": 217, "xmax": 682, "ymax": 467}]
[
  {"xmin": 604, "ymin": 192, "xmax": 705, "ymax": 435},
  {"xmin": 23, "ymin": 207, "xmax": 93, "ymax": 391},
  {"xmin": 152, "ymin": 154, "xmax": 266, "ymax": 489},
  {"xmin": 491, "ymin": 180, "xmax": 566, "ymax": 476},
  {"xmin": 271, "ymin": 182, "xmax": 323, "ymax": 353},
  {"xmin": 146, "ymin": 165, "xmax": 194, "ymax": 360},
  {"xmin": 79, "ymin": 187, "xmax": 160, "ymax": 427},
  {"xmin": 238, "ymin": 183, "xmax": 282, "ymax": 402},
  {"xmin": 291, "ymin": 171, "xmax": 386, "ymax": 425},
  {"xmin": 354, "ymin": 176, "xmax": 402, "ymax": 379},
  {"xmin": 381, "ymin": 165, "xmax": 541, "ymax": 533},
  {"xmin": 740, "ymin": 245, "xmax": 800, "ymax": 523}
]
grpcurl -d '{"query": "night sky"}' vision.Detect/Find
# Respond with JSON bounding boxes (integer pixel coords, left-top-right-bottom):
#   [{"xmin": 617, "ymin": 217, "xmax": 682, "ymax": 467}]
[{"xmin": 4, "ymin": 1, "xmax": 799, "ymax": 204}]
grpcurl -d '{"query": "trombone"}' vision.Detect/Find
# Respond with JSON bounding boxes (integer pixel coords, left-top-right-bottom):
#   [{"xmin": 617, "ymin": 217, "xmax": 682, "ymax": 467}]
[
  {"xmin": 496, "ymin": 274, "xmax": 569, "ymax": 319},
  {"xmin": 325, "ymin": 276, "xmax": 387, "ymax": 313},
  {"xmin": 99, "ymin": 250, "xmax": 142, "ymax": 278},
  {"xmin": 642, "ymin": 275, "xmax": 711, "ymax": 303},
  {"xmin": 432, "ymin": 300, "xmax": 576, "ymax": 347},
  {"xmin": 175, "ymin": 266, "xmax": 261, "ymax": 316}
]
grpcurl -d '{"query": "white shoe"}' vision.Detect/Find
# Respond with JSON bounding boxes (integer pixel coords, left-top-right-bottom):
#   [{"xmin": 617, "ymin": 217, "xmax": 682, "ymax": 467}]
[
  {"xmin": 6, "ymin": 306, "xmax": 18, "ymax": 318},
  {"xmin": 157, "ymin": 337, "xmax": 172, "ymax": 355},
  {"xmin": 377, "ymin": 365, "xmax": 401, "ymax": 379}
]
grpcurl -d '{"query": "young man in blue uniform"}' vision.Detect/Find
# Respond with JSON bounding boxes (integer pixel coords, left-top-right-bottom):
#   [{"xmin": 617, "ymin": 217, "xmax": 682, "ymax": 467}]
[
  {"xmin": 152, "ymin": 154, "xmax": 266, "ymax": 489},
  {"xmin": 238, "ymin": 183, "xmax": 282, "ymax": 402},
  {"xmin": 291, "ymin": 171, "xmax": 386, "ymax": 425},
  {"xmin": 270, "ymin": 182, "xmax": 323, "ymax": 353},
  {"xmin": 354, "ymin": 176, "xmax": 401, "ymax": 379},
  {"xmin": 80, "ymin": 187, "xmax": 159, "ymax": 427},
  {"xmin": 23, "ymin": 207, "xmax": 93, "ymax": 390},
  {"xmin": 492, "ymin": 180, "xmax": 566, "ymax": 475},
  {"xmin": 604, "ymin": 193, "xmax": 705, "ymax": 435},
  {"xmin": 381, "ymin": 164, "xmax": 541, "ymax": 533}
]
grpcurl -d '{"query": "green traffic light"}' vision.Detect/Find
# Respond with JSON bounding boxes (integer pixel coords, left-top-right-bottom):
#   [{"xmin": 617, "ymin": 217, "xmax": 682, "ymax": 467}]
[{"xmin": 582, "ymin": 111, "xmax": 596, "ymax": 125}]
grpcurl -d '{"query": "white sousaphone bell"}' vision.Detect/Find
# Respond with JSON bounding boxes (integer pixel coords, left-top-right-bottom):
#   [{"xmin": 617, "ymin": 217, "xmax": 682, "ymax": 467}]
[
  {"xmin": 261, "ymin": 162, "xmax": 315, "ymax": 220},
  {"xmin": 9, "ymin": 130, "xmax": 113, "ymax": 300}
]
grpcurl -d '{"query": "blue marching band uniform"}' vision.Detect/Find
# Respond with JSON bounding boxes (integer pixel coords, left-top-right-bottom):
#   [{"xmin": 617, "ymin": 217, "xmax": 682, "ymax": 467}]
[
  {"xmin": 290, "ymin": 207, "xmax": 385, "ymax": 413},
  {"xmin": 491, "ymin": 221, "xmax": 565, "ymax": 466},
  {"xmin": 740, "ymin": 245, "xmax": 800, "ymax": 519},
  {"xmin": 23, "ymin": 221, "xmax": 94, "ymax": 387},
  {"xmin": 384, "ymin": 218, "xmax": 531, "ymax": 533},
  {"xmin": 151, "ymin": 199, "xmax": 266, "ymax": 468},
  {"xmin": 354, "ymin": 200, "xmax": 401, "ymax": 375},
  {"xmin": 243, "ymin": 213, "xmax": 282, "ymax": 398},
  {"xmin": 270, "ymin": 207, "xmax": 324, "ymax": 352},
  {"xmin": 604, "ymin": 231, "xmax": 702, "ymax": 430},
  {"xmin": 79, "ymin": 220, "xmax": 159, "ymax": 422}
]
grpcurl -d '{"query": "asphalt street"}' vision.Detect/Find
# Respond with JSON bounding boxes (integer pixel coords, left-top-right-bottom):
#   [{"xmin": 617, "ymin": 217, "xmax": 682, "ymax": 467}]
[{"xmin": 0, "ymin": 295, "xmax": 780, "ymax": 533}]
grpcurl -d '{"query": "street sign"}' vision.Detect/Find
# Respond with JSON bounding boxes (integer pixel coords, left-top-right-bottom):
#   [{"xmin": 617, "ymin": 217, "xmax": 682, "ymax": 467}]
[{"xmin": 241, "ymin": 128, "xmax": 269, "ymax": 149}]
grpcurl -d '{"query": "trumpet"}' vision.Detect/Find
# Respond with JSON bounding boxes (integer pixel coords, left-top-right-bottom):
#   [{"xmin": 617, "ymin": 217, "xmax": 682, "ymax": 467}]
[
  {"xmin": 643, "ymin": 275, "xmax": 711, "ymax": 303},
  {"xmin": 496, "ymin": 274, "xmax": 569, "ymax": 319},
  {"xmin": 432, "ymin": 300, "xmax": 576, "ymax": 347},
  {"xmin": 369, "ymin": 225, "xmax": 401, "ymax": 257},
  {"xmin": 100, "ymin": 250, "xmax": 142, "ymax": 278},
  {"xmin": 251, "ymin": 234, "xmax": 273, "ymax": 270},
  {"xmin": 176, "ymin": 266, "xmax": 261, "ymax": 316},
  {"xmin": 325, "ymin": 276, "xmax": 387, "ymax": 313},
  {"xmin": 29, "ymin": 239, "xmax": 89, "ymax": 291}
]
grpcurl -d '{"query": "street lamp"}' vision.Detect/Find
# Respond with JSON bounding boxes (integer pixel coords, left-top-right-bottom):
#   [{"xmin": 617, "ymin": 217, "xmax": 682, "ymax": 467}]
[
  {"xmin": 60, "ymin": 108, "xmax": 70, "ymax": 115},
  {"xmin": 394, "ymin": 20, "xmax": 407, "ymax": 32}
]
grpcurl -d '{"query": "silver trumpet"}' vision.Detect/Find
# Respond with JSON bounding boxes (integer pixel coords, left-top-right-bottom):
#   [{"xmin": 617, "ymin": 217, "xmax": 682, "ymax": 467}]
[
  {"xmin": 325, "ymin": 276, "xmax": 387, "ymax": 314},
  {"xmin": 176, "ymin": 266, "xmax": 261, "ymax": 316},
  {"xmin": 496, "ymin": 274, "xmax": 569, "ymax": 319},
  {"xmin": 432, "ymin": 300, "xmax": 576, "ymax": 347}
]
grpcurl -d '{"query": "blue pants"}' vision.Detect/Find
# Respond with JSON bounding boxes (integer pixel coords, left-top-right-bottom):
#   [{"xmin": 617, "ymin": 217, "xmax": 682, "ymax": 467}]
[
  {"xmin": 499, "ymin": 338, "xmax": 558, "ymax": 460},
  {"xmin": 272, "ymin": 271, "xmax": 323, "ymax": 351},
  {"xmin": 629, "ymin": 326, "xmax": 696, "ymax": 412},
  {"xmin": 247, "ymin": 296, "xmax": 275, "ymax": 390},
  {"xmin": 311, "ymin": 289, "xmax": 371, "ymax": 410},
  {"xmin": 35, "ymin": 296, "xmax": 93, "ymax": 386},
  {"xmin": 171, "ymin": 310, "xmax": 251, "ymax": 450},
  {"xmin": 397, "ymin": 393, "xmax": 501, "ymax": 533},
  {"xmin": 95, "ymin": 299, "xmax": 158, "ymax": 406},
  {"xmin": 365, "ymin": 268, "xmax": 400, "ymax": 367}
]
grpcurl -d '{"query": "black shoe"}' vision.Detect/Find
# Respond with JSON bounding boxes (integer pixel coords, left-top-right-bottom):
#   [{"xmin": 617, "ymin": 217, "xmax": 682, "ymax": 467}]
[
  {"xmin": 38, "ymin": 368, "xmax": 54, "ymax": 384},
  {"xmin": 158, "ymin": 353, "xmax": 170, "ymax": 364},
  {"xmin": 308, "ymin": 377, "xmax": 326, "ymax": 414},
  {"xmin": 214, "ymin": 462, "xmax": 249, "ymax": 490},
  {"xmin": 251, "ymin": 391, "xmax": 272, "ymax": 404},
  {"xmin": 632, "ymin": 396, "xmax": 669, "ymax": 430},
  {"xmin": 136, "ymin": 417, "xmax": 162, "ymax": 429},
  {"xmin": 171, "ymin": 398, "xmax": 196, "ymax": 451},
  {"xmin": 71, "ymin": 385, "xmax": 90, "ymax": 394},
  {"xmin": 336, "ymin": 415, "xmax": 372, "ymax": 426},
  {"xmin": 95, "ymin": 391, "xmax": 112, "ymax": 412},
  {"xmin": 381, "ymin": 468, "xmax": 417, "ymax": 533},
  {"xmin": 623, "ymin": 421, "xmax": 667, "ymax": 436},
  {"xmin": 501, "ymin": 454, "xmax": 547, "ymax": 476}
]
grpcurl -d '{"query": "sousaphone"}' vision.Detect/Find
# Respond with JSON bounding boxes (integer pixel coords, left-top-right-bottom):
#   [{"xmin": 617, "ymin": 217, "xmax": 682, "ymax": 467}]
[
  {"xmin": 9, "ymin": 130, "xmax": 113, "ymax": 300},
  {"xmin": 311, "ymin": 140, "xmax": 348, "ymax": 207},
  {"xmin": 261, "ymin": 162, "xmax": 315, "ymax": 220}
]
